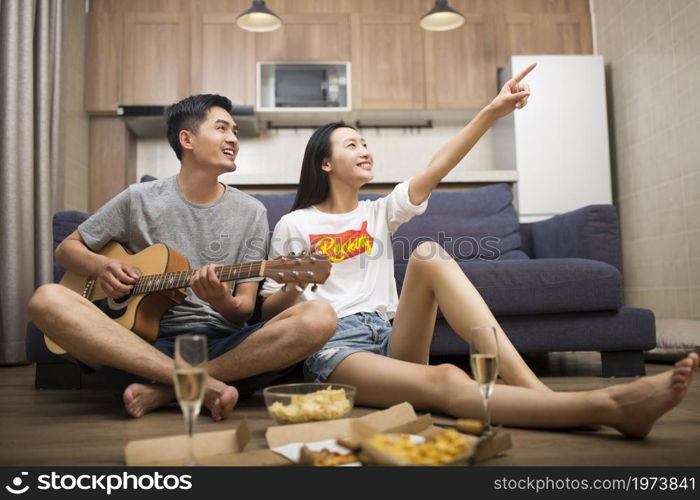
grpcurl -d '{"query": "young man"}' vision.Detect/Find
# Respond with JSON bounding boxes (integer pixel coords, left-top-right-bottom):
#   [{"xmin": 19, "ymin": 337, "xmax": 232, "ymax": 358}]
[{"xmin": 27, "ymin": 94, "xmax": 337, "ymax": 420}]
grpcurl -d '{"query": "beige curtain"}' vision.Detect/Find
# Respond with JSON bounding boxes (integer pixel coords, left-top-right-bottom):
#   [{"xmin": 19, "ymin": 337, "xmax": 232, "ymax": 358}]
[{"xmin": 0, "ymin": 0, "xmax": 64, "ymax": 364}]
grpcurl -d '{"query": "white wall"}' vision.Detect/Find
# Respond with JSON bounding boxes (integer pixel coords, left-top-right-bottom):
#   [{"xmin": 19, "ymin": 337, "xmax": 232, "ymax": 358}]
[
  {"xmin": 593, "ymin": 0, "xmax": 700, "ymax": 319},
  {"xmin": 137, "ymin": 121, "xmax": 505, "ymax": 185}
]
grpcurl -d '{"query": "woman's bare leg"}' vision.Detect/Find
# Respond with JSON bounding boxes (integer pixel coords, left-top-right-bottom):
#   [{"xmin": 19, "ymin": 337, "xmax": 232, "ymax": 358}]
[
  {"xmin": 328, "ymin": 352, "xmax": 698, "ymax": 438},
  {"xmin": 390, "ymin": 242, "xmax": 549, "ymax": 391}
]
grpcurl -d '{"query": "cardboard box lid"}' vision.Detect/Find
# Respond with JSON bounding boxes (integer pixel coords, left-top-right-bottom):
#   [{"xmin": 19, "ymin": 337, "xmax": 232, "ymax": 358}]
[
  {"xmin": 267, "ymin": 403, "xmax": 512, "ymax": 466},
  {"xmin": 266, "ymin": 402, "xmax": 417, "ymax": 448},
  {"xmin": 125, "ymin": 418, "xmax": 250, "ymax": 466},
  {"xmin": 124, "ymin": 404, "xmax": 512, "ymax": 466}
]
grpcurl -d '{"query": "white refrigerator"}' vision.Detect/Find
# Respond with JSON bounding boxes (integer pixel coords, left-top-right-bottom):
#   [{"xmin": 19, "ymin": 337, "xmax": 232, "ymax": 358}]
[{"xmin": 493, "ymin": 55, "xmax": 613, "ymax": 222}]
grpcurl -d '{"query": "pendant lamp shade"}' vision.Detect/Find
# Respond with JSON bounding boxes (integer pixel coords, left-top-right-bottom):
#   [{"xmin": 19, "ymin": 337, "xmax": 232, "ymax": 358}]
[
  {"xmin": 420, "ymin": 0, "xmax": 465, "ymax": 31},
  {"xmin": 236, "ymin": 0, "xmax": 282, "ymax": 32}
]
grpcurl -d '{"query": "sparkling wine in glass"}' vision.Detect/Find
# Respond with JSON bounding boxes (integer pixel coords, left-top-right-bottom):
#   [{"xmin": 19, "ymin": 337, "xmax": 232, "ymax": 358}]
[
  {"xmin": 469, "ymin": 326, "xmax": 499, "ymax": 434},
  {"xmin": 174, "ymin": 334, "xmax": 208, "ymax": 466}
]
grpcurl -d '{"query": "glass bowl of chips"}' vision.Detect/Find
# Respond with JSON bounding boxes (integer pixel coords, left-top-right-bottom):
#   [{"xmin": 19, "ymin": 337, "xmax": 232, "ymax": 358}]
[{"xmin": 263, "ymin": 383, "xmax": 356, "ymax": 424}]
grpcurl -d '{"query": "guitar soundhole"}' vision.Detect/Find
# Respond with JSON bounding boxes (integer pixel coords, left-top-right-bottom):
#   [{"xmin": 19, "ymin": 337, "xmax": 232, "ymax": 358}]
[
  {"xmin": 96, "ymin": 292, "xmax": 134, "ymax": 320},
  {"xmin": 112, "ymin": 293, "xmax": 132, "ymax": 305}
]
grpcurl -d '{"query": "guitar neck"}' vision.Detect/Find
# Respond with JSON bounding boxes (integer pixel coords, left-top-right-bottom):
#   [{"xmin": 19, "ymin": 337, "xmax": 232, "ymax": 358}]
[{"xmin": 133, "ymin": 261, "xmax": 264, "ymax": 295}]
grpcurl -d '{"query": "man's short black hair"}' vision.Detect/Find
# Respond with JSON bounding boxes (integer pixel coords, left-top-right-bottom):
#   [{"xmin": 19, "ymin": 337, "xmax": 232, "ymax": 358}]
[{"xmin": 166, "ymin": 94, "xmax": 234, "ymax": 160}]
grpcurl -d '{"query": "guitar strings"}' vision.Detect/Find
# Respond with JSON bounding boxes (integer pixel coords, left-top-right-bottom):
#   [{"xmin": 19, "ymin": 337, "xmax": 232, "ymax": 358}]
[{"xmin": 134, "ymin": 262, "xmax": 264, "ymax": 295}]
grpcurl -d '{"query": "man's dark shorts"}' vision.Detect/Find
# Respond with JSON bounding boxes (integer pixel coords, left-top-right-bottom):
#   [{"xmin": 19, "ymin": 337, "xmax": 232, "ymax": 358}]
[{"xmin": 81, "ymin": 321, "xmax": 295, "ymax": 398}]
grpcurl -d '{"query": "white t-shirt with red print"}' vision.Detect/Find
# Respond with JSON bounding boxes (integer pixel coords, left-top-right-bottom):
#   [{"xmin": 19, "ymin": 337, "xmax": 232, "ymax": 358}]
[{"xmin": 261, "ymin": 180, "xmax": 428, "ymax": 320}]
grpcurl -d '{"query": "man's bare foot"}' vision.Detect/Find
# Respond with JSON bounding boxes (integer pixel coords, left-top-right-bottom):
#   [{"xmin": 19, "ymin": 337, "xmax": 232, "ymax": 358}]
[
  {"xmin": 608, "ymin": 352, "xmax": 698, "ymax": 439},
  {"xmin": 123, "ymin": 383, "xmax": 175, "ymax": 418},
  {"xmin": 123, "ymin": 380, "xmax": 239, "ymax": 421},
  {"xmin": 203, "ymin": 383, "xmax": 239, "ymax": 422}
]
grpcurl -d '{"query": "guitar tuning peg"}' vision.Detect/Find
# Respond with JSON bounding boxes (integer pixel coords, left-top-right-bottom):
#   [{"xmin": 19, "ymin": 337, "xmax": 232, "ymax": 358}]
[
  {"xmin": 295, "ymin": 284, "xmax": 305, "ymax": 293},
  {"xmin": 311, "ymin": 284, "xmax": 318, "ymax": 292},
  {"xmin": 282, "ymin": 284, "xmax": 288, "ymax": 293}
]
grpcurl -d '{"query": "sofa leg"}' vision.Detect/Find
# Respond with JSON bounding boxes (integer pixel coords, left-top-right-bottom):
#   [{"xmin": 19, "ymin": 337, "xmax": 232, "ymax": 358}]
[
  {"xmin": 35, "ymin": 362, "xmax": 82, "ymax": 390},
  {"xmin": 600, "ymin": 351, "xmax": 646, "ymax": 378}
]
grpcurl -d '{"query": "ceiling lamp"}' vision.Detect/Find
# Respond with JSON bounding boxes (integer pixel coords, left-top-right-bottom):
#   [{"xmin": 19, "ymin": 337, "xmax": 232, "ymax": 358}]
[
  {"xmin": 236, "ymin": 0, "xmax": 282, "ymax": 32},
  {"xmin": 419, "ymin": 0, "xmax": 465, "ymax": 32}
]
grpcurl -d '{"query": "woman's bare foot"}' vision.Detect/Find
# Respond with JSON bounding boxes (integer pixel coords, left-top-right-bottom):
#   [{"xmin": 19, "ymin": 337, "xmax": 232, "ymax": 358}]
[
  {"xmin": 123, "ymin": 383, "xmax": 175, "ymax": 418},
  {"xmin": 608, "ymin": 352, "xmax": 698, "ymax": 439}
]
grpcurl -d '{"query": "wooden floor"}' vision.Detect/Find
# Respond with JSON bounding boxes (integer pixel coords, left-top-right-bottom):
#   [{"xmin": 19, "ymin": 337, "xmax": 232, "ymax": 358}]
[{"xmin": 1, "ymin": 352, "xmax": 698, "ymax": 466}]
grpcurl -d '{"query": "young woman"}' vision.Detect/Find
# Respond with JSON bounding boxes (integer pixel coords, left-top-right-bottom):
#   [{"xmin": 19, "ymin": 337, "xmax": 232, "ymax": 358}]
[{"xmin": 261, "ymin": 63, "xmax": 698, "ymax": 438}]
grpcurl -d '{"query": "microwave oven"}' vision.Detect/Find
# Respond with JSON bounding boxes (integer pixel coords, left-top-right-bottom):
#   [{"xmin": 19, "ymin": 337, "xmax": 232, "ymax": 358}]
[
  {"xmin": 258, "ymin": 62, "xmax": 350, "ymax": 110},
  {"xmin": 275, "ymin": 66, "xmax": 339, "ymax": 107}
]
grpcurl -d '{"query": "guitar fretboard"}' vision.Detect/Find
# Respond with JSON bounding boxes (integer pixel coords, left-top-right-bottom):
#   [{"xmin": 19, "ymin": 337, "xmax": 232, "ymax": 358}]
[{"xmin": 133, "ymin": 262, "xmax": 263, "ymax": 295}]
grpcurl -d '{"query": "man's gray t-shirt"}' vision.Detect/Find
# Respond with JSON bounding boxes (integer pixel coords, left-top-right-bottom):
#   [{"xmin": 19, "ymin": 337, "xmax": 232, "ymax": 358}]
[{"xmin": 78, "ymin": 175, "xmax": 268, "ymax": 333}]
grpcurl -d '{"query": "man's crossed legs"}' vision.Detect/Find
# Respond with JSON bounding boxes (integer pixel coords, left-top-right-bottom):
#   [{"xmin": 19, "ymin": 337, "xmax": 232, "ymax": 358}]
[{"xmin": 28, "ymin": 284, "xmax": 337, "ymax": 420}]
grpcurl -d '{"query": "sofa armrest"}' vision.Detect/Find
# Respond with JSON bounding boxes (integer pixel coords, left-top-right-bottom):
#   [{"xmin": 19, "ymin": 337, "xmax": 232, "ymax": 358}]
[{"xmin": 529, "ymin": 205, "xmax": 621, "ymax": 270}]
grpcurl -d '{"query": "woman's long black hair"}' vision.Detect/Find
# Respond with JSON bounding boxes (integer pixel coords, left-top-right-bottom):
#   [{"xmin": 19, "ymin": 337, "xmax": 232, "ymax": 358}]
[{"xmin": 291, "ymin": 122, "xmax": 356, "ymax": 211}]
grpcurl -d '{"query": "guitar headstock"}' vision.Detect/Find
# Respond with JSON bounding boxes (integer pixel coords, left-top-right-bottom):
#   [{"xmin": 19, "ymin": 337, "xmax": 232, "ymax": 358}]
[{"xmin": 263, "ymin": 253, "xmax": 331, "ymax": 286}]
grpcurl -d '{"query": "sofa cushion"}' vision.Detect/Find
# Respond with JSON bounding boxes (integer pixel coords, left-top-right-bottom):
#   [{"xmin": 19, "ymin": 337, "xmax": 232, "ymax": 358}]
[
  {"xmin": 530, "ymin": 205, "xmax": 621, "ymax": 270},
  {"xmin": 251, "ymin": 193, "xmax": 295, "ymax": 235},
  {"xmin": 253, "ymin": 185, "xmax": 527, "ymax": 263},
  {"xmin": 53, "ymin": 211, "xmax": 89, "ymax": 282},
  {"xmin": 428, "ymin": 306, "xmax": 655, "ymax": 355},
  {"xmin": 395, "ymin": 258, "xmax": 623, "ymax": 316},
  {"xmin": 392, "ymin": 184, "xmax": 528, "ymax": 263}
]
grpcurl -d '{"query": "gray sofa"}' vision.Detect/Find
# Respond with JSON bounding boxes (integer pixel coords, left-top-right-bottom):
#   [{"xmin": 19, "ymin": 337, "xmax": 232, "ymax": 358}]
[{"xmin": 26, "ymin": 182, "xmax": 655, "ymax": 388}]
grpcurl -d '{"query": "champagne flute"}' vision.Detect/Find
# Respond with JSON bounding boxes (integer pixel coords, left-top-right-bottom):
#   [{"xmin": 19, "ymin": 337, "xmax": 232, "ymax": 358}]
[
  {"xmin": 469, "ymin": 326, "xmax": 499, "ymax": 434},
  {"xmin": 174, "ymin": 334, "xmax": 208, "ymax": 466}
]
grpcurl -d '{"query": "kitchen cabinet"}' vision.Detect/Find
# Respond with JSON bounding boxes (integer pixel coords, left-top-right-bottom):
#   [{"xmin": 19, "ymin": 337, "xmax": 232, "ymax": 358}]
[
  {"xmin": 86, "ymin": 0, "xmax": 592, "ymax": 112},
  {"xmin": 539, "ymin": 13, "xmax": 593, "ymax": 55},
  {"xmin": 494, "ymin": 12, "xmax": 539, "ymax": 63},
  {"xmin": 424, "ymin": 8, "xmax": 497, "ymax": 109},
  {"xmin": 495, "ymin": 12, "xmax": 592, "ymax": 63},
  {"xmin": 351, "ymin": 12, "xmax": 424, "ymax": 109},
  {"xmin": 256, "ymin": 13, "xmax": 350, "ymax": 61},
  {"xmin": 122, "ymin": 12, "xmax": 190, "ymax": 105},
  {"xmin": 84, "ymin": 1, "xmax": 122, "ymax": 112},
  {"xmin": 493, "ymin": 1, "xmax": 592, "ymax": 66},
  {"xmin": 190, "ymin": 6, "xmax": 256, "ymax": 105},
  {"xmin": 358, "ymin": 0, "xmax": 590, "ymax": 110},
  {"xmin": 89, "ymin": 118, "xmax": 136, "ymax": 212},
  {"xmin": 85, "ymin": 0, "xmax": 191, "ymax": 110}
]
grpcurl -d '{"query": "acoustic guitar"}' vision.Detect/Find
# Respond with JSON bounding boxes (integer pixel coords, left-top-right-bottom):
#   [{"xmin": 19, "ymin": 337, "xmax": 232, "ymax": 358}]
[{"xmin": 45, "ymin": 241, "xmax": 331, "ymax": 355}]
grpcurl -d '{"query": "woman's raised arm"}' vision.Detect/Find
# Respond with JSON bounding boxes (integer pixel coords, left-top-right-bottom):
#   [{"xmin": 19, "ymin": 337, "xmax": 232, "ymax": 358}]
[{"xmin": 408, "ymin": 62, "xmax": 536, "ymax": 205}]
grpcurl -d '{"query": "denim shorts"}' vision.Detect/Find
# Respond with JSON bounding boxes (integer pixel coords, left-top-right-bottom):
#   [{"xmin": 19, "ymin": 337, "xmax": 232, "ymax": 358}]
[{"xmin": 303, "ymin": 311, "xmax": 392, "ymax": 382}]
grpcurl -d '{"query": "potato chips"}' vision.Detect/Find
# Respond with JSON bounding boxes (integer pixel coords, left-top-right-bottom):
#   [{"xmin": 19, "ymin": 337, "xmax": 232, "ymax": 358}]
[{"xmin": 268, "ymin": 387, "xmax": 351, "ymax": 423}]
